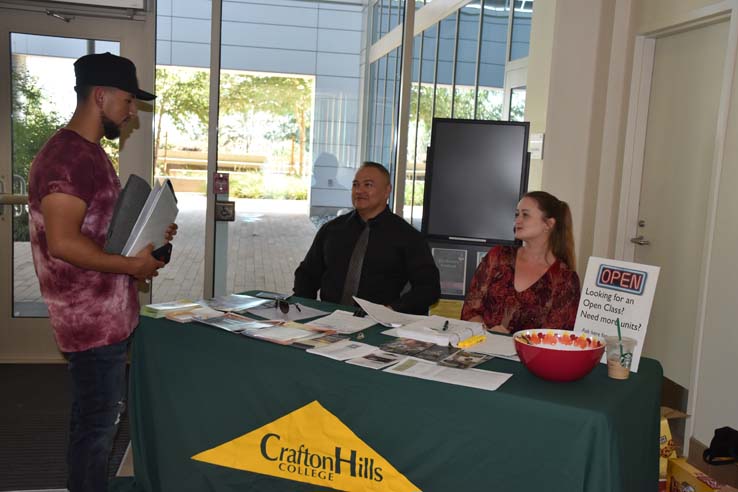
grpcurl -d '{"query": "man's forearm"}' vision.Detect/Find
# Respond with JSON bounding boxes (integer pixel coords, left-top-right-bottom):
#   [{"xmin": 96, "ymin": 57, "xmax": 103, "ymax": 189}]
[{"xmin": 48, "ymin": 233, "xmax": 139, "ymax": 276}]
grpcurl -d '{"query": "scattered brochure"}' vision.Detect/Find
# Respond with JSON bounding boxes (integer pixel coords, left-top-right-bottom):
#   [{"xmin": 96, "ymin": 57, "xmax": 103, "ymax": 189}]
[
  {"xmin": 379, "ymin": 338, "xmax": 434, "ymax": 356},
  {"xmin": 291, "ymin": 334, "xmax": 350, "ymax": 350},
  {"xmin": 194, "ymin": 313, "xmax": 273, "ymax": 333},
  {"xmin": 253, "ymin": 291, "xmax": 289, "ymax": 300},
  {"xmin": 246, "ymin": 302, "xmax": 329, "ymax": 322},
  {"xmin": 439, "ymin": 350, "xmax": 493, "ymax": 369},
  {"xmin": 346, "ymin": 351, "xmax": 403, "ymax": 370},
  {"xmin": 306, "ymin": 340, "xmax": 379, "ymax": 361},
  {"xmin": 248, "ymin": 321, "xmax": 331, "ymax": 345},
  {"xmin": 384, "ymin": 358, "xmax": 512, "ymax": 391},
  {"xmin": 413, "ymin": 344, "xmax": 460, "ymax": 363},
  {"xmin": 141, "ymin": 299, "xmax": 201, "ymax": 318},
  {"xmin": 352, "ymin": 297, "xmax": 425, "ymax": 327},
  {"xmin": 166, "ymin": 305, "xmax": 222, "ymax": 323},
  {"xmin": 201, "ymin": 294, "xmax": 272, "ymax": 313},
  {"xmin": 393, "ymin": 315, "xmax": 485, "ymax": 346},
  {"xmin": 310, "ymin": 309, "xmax": 377, "ymax": 334}
]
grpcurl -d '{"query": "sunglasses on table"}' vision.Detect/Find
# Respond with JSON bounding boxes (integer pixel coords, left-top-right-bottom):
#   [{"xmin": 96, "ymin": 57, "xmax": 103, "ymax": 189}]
[{"xmin": 276, "ymin": 299, "xmax": 301, "ymax": 314}]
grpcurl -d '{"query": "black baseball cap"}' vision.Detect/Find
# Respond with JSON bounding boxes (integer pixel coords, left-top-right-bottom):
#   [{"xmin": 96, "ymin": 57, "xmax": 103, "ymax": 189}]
[{"xmin": 74, "ymin": 52, "xmax": 156, "ymax": 101}]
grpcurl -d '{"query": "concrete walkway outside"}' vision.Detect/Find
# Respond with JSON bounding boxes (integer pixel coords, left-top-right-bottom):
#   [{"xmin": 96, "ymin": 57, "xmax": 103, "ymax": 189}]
[{"xmin": 13, "ymin": 194, "xmax": 317, "ymax": 314}]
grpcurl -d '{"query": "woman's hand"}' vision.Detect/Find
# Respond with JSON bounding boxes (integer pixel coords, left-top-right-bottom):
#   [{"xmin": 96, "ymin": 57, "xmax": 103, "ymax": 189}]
[{"xmin": 489, "ymin": 324, "xmax": 511, "ymax": 334}]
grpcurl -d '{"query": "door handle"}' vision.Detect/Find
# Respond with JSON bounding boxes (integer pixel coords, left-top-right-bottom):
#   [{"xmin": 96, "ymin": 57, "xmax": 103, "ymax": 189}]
[
  {"xmin": 0, "ymin": 175, "xmax": 29, "ymax": 218},
  {"xmin": 0, "ymin": 194, "xmax": 28, "ymax": 205},
  {"xmin": 630, "ymin": 235, "xmax": 650, "ymax": 246}
]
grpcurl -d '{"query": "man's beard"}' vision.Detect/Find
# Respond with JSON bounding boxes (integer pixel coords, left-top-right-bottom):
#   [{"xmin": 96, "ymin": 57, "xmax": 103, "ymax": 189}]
[{"xmin": 102, "ymin": 115, "xmax": 121, "ymax": 140}]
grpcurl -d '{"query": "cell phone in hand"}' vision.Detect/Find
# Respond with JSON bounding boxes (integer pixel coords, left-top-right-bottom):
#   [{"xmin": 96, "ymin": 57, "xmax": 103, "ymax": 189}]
[{"xmin": 152, "ymin": 243, "xmax": 172, "ymax": 264}]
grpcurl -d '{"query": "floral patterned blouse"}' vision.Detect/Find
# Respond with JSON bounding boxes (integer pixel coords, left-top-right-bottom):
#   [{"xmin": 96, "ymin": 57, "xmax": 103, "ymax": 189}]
[{"xmin": 461, "ymin": 246, "xmax": 581, "ymax": 333}]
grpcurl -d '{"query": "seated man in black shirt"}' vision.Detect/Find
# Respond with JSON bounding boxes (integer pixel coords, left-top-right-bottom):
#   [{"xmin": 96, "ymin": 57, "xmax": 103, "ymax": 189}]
[{"xmin": 293, "ymin": 161, "xmax": 440, "ymax": 314}]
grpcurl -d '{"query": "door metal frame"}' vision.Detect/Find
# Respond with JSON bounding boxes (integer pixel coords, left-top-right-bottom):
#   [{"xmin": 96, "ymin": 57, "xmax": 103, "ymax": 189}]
[{"xmin": 0, "ymin": 4, "xmax": 156, "ymax": 361}]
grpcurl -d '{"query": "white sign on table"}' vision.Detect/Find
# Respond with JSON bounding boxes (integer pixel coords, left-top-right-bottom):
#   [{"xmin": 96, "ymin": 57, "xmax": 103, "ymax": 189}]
[{"xmin": 573, "ymin": 257, "xmax": 660, "ymax": 373}]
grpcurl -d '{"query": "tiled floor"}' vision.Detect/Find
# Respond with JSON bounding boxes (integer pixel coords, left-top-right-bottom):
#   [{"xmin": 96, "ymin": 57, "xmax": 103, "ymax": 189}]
[{"xmin": 12, "ymin": 195, "xmax": 317, "ymax": 311}]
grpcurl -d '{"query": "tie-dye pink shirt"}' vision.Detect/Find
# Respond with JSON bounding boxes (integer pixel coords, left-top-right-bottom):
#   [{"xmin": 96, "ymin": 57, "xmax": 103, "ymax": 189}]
[{"xmin": 28, "ymin": 129, "xmax": 138, "ymax": 353}]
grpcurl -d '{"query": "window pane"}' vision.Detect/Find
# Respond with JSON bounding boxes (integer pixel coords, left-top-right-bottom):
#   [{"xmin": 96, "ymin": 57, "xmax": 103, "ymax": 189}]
[
  {"xmin": 390, "ymin": 0, "xmax": 405, "ymax": 32},
  {"xmin": 477, "ymin": 0, "xmax": 509, "ymax": 119},
  {"xmin": 155, "ymin": 0, "xmax": 366, "ymax": 298},
  {"xmin": 453, "ymin": 1, "xmax": 482, "ymax": 118},
  {"xmin": 372, "ymin": 1, "xmax": 382, "ymax": 43},
  {"xmin": 509, "ymin": 86, "xmax": 526, "ymax": 121},
  {"xmin": 435, "ymin": 13, "xmax": 456, "ymax": 118},
  {"xmin": 10, "ymin": 34, "xmax": 120, "ymax": 317},
  {"xmin": 381, "ymin": 0, "xmax": 391, "ymax": 37},
  {"xmin": 476, "ymin": 87, "xmax": 504, "ymax": 120},
  {"xmin": 510, "ymin": 0, "xmax": 533, "ymax": 60},
  {"xmin": 406, "ymin": 33, "xmax": 423, "ymax": 227},
  {"xmin": 420, "ymin": 24, "xmax": 438, "ymax": 85},
  {"xmin": 478, "ymin": 0, "xmax": 508, "ymax": 88}
]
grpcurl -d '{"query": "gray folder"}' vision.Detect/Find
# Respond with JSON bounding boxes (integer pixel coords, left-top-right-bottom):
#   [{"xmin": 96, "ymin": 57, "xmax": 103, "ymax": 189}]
[{"xmin": 104, "ymin": 174, "xmax": 152, "ymax": 254}]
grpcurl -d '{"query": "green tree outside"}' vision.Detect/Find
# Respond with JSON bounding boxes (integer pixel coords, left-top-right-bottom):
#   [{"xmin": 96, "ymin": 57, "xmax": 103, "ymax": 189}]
[{"xmin": 11, "ymin": 67, "xmax": 64, "ymax": 241}]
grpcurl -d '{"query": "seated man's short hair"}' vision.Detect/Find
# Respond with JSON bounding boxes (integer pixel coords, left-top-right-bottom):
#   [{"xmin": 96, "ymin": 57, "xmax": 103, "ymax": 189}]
[{"xmin": 360, "ymin": 161, "xmax": 391, "ymax": 183}]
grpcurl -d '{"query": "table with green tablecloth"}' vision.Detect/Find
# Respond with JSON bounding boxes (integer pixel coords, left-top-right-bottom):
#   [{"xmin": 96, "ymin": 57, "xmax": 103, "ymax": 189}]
[{"xmin": 121, "ymin": 296, "xmax": 662, "ymax": 492}]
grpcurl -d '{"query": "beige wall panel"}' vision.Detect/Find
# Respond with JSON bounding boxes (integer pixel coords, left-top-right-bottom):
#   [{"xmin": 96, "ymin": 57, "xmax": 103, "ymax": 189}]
[
  {"xmin": 694, "ymin": 21, "xmax": 738, "ymax": 445},
  {"xmin": 636, "ymin": 0, "xmax": 727, "ymax": 32},
  {"xmin": 540, "ymin": 0, "xmax": 614, "ymax": 274},
  {"xmin": 636, "ymin": 21, "xmax": 728, "ymax": 389},
  {"xmin": 524, "ymin": 0, "xmax": 556, "ymax": 191}
]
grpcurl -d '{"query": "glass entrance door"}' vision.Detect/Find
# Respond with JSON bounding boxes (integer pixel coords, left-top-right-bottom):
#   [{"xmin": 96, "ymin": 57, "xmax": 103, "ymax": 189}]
[
  {"xmin": 8, "ymin": 34, "xmax": 121, "ymax": 318},
  {"xmin": 0, "ymin": 8, "xmax": 155, "ymax": 361}
]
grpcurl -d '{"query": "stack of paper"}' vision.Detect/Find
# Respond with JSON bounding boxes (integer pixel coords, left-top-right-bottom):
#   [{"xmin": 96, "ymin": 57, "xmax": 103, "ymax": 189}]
[
  {"xmin": 306, "ymin": 340, "xmax": 379, "ymax": 361},
  {"xmin": 393, "ymin": 316, "xmax": 485, "ymax": 346},
  {"xmin": 345, "ymin": 351, "xmax": 403, "ymax": 370},
  {"xmin": 200, "ymin": 294, "xmax": 272, "ymax": 313},
  {"xmin": 140, "ymin": 299, "xmax": 201, "ymax": 318},
  {"xmin": 352, "ymin": 297, "xmax": 425, "ymax": 327},
  {"xmin": 166, "ymin": 305, "xmax": 222, "ymax": 323},
  {"xmin": 384, "ymin": 358, "xmax": 512, "ymax": 391},
  {"xmin": 464, "ymin": 333, "xmax": 519, "ymax": 360},
  {"xmin": 310, "ymin": 309, "xmax": 377, "ymax": 334},
  {"xmin": 194, "ymin": 313, "xmax": 273, "ymax": 333},
  {"xmin": 290, "ymin": 334, "xmax": 350, "ymax": 350},
  {"xmin": 122, "ymin": 179, "xmax": 178, "ymax": 256},
  {"xmin": 248, "ymin": 322, "xmax": 331, "ymax": 345}
]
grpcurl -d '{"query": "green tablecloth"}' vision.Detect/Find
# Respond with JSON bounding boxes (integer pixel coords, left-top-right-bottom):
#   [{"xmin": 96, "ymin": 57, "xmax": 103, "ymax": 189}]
[{"xmin": 123, "ymin": 296, "xmax": 661, "ymax": 492}]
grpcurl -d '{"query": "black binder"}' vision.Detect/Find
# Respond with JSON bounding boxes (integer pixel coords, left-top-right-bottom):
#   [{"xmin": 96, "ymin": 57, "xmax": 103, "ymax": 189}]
[{"xmin": 104, "ymin": 174, "xmax": 152, "ymax": 255}]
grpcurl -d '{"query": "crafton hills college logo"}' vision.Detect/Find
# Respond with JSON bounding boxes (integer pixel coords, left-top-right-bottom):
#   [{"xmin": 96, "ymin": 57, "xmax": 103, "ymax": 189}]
[{"xmin": 191, "ymin": 400, "xmax": 421, "ymax": 492}]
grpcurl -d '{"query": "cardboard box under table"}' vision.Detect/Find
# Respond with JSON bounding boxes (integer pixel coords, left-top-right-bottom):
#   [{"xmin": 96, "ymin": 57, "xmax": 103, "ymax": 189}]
[
  {"xmin": 661, "ymin": 407, "xmax": 690, "ymax": 479},
  {"xmin": 668, "ymin": 458, "xmax": 738, "ymax": 492}
]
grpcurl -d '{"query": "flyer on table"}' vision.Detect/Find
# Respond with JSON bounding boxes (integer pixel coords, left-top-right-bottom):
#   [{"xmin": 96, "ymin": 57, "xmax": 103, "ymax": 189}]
[{"xmin": 573, "ymin": 257, "xmax": 660, "ymax": 373}]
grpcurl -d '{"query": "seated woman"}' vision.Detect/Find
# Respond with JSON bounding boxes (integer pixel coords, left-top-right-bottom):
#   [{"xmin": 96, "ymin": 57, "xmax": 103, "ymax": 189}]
[{"xmin": 461, "ymin": 191, "xmax": 580, "ymax": 334}]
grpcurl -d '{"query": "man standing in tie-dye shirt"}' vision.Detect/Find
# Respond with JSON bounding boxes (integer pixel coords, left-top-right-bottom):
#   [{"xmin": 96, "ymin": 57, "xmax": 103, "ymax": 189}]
[{"xmin": 27, "ymin": 52, "xmax": 176, "ymax": 492}]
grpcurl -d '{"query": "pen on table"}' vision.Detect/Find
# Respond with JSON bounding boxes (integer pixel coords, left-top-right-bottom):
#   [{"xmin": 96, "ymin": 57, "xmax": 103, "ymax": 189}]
[
  {"xmin": 442, "ymin": 320, "xmax": 449, "ymax": 331},
  {"xmin": 294, "ymin": 303, "xmax": 302, "ymax": 312}
]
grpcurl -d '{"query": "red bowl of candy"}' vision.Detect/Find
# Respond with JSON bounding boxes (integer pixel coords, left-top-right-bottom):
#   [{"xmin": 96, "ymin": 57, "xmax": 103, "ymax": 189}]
[{"xmin": 513, "ymin": 329, "xmax": 605, "ymax": 382}]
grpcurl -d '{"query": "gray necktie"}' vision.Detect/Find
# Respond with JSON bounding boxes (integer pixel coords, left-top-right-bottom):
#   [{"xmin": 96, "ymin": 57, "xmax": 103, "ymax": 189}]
[{"xmin": 340, "ymin": 222, "xmax": 370, "ymax": 306}]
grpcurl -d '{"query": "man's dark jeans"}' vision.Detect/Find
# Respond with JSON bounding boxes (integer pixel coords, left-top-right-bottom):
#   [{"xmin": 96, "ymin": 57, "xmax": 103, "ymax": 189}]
[{"xmin": 65, "ymin": 338, "xmax": 129, "ymax": 492}]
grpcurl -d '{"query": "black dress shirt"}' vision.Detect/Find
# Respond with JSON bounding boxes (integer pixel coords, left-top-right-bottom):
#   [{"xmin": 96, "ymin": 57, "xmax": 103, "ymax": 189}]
[{"xmin": 293, "ymin": 207, "xmax": 441, "ymax": 314}]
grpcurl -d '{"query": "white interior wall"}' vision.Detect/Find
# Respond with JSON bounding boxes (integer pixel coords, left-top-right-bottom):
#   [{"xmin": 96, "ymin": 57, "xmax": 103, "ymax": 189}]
[
  {"xmin": 692, "ymin": 11, "xmax": 738, "ymax": 446},
  {"xmin": 527, "ymin": 0, "xmax": 738, "ymax": 448}
]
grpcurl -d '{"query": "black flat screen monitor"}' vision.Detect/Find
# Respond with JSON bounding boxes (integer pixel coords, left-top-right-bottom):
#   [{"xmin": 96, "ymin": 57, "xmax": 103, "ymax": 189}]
[{"xmin": 422, "ymin": 119, "xmax": 529, "ymax": 244}]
